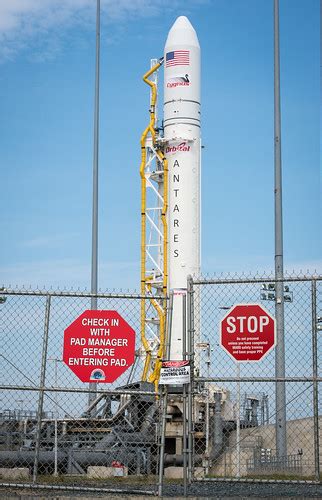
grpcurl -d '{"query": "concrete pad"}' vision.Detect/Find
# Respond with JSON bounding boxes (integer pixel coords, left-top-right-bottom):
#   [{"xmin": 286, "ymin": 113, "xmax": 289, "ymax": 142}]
[
  {"xmin": 87, "ymin": 465, "xmax": 128, "ymax": 478},
  {"xmin": 164, "ymin": 466, "xmax": 205, "ymax": 479},
  {"xmin": 164, "ymin": 466, "xmax": 184, "ymax": 479},
  {"xmin": 0, "ymin": 467, "xmax": 30, "ymax": 479}
]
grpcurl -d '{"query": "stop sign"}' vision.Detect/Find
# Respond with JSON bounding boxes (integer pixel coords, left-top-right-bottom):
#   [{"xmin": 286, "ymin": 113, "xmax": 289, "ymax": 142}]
[
  {"xmin": 63, "ymin": 310, "xmax": 135, "ymax": 383},
  {"xmin": 220, "ymin": 304, "xmax": 276, "ymax": 362}
]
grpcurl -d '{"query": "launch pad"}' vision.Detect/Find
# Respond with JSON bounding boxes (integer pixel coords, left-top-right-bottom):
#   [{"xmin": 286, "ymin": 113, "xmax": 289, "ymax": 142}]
[
  {"xmin": 0, "ymin": 380, "xmax": 268, "ymax": 478},
  {"xmin": 1, "ymin": 11, "xmax": 320, "ymax": 491}
]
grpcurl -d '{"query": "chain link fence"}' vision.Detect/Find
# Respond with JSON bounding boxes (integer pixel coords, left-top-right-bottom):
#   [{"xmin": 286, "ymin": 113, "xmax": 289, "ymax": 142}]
[
  {"xmin": 1, "ymin": 275, "xmax": 321, "ymax": 497},
  {"xmin": 188, "ymin": 275, "xmax": 322, "ymax": 483},
  {"xmin": 0, "ymin": 288, "xmax": 162, "ymax": 495}
]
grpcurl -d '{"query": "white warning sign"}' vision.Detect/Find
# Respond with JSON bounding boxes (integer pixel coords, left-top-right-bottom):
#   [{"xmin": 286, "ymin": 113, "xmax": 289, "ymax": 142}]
[{"xmin": 159, "ymin": 360, "xmax": 190, "ymax": 385}]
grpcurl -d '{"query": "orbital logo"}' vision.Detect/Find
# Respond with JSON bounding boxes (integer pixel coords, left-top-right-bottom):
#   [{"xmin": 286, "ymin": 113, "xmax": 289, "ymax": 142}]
[
  {"xmin": 165, "ymin": 142, "xmax": 191, "ymax": 154},
  {"xmin": 167, "ymin": 74, "xmax": 190, "ymax": 88},
  {"xmin": 90, "ymin": 368, "xmax": 106, "ymax": 381}
]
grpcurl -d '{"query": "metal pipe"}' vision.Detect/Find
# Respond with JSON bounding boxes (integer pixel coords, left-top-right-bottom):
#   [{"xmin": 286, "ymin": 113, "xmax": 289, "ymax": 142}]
[
  {"xmin": 140, "ymin": 403, "xmax": 157, "ymax": 434},
  {"xmin": 236, "ymin": 364, "xmax": 241, "ymax": 477},
  {"xmin": 182, "ymin": 294, "xmax": 188, "ymax": 496},
  {"xmin": 311, "ymin": 279, "xmax": 320, "ymax": 481},
  {"xmin": 165, "ymin": 291, "xmax": 174, "ymax": 360},
  {"xmin": 33, "ymin": 295, "xmax": 51, "ymax": 483},
  {"xmin": 0, "ymin": 449, "xmax": 204, "ymax": 470},
  {"xmin": 3, "ymin": 377, "xmax": 319, "ymax": 394},
  {"xmin": 48, "ymin": 357, "xmax": 61, "ymax": 476},
  {"xmin": 0, "ymin": 449, "xmax": 139, "ymax": 468},
  {"xmin": 84, "ymin": 393, "xmax": 105, "ymax": 415},
  {"xmin": 187, "ymin": 275, "xmax": 194, "ymax": 482},
  {"xmin": 205, "ymin": 343, "xmax": 210, "ymax": 475},
  {"xmin": 89, "ymin": 0, "xmax": 101, "ymax": 410},
  {"xmin": 0, "ymin": 482, "xmax": 155, "ymax": 496},
  {"xmin": 3, "ymin": 277, "xmax": 319, "ymax": 297},
  {"xmin": 91, "ymin": 0, "xmax": 100, "ymax": 307},
  {"xmin": 210, "ymin": 392, "xmax": 223, "ymax": 461},
  {"xmin": 192, "ymin": 276, "xmax": 321, "ymax": 286},
  {"xmin": 157, "ymin": 386, "xmax": 168, "ymax": 497},
  {"xmin": 274, "ymin": 0, "xmax": 287, "ymax": 459},
  {"xmin": 53, "ymin": 359, "xmax": 58, "ymax": 476},
  {"xmin": 163, "ymin": 454, "xmax": 203, "ymax": 466},
  {"xmin": 157, "ymin": 290, "xmax": 173, "ymax": 497},
  {"xmin": 186, "ymin": 376, "xmax": 321, "ymax": 383}
]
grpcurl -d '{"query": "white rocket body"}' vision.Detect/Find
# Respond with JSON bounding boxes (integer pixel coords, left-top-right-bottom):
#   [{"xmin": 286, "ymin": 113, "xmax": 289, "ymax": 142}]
[{"xmin": 164, "ymin": 17, "xmax": 201, "ymax": 360}]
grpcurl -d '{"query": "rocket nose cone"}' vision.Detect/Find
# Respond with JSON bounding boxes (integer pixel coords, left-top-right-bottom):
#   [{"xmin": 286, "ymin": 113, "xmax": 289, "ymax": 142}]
[
  {"xmin": 171, "ymin": 15, "xmax": 194, "ymax": 30},
  {"xmin": 165, "ymin": 15, "xmax": 200, "ymax": 48}
]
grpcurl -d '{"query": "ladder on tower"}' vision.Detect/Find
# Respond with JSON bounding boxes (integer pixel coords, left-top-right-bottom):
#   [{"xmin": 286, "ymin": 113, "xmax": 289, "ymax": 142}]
[{"xmin": 139, "ymin": 58, "xmax": 168, "ymax": 390}]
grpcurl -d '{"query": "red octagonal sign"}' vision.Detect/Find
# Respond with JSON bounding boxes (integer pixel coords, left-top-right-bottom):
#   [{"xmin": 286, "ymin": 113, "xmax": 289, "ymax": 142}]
[
  {"xmin": 63, "ymin": 310, "xmax": 135, "ymax": 383},
  {"xmin": 220, "ymin": 304, "xmax": 276, "ymax": 362}
]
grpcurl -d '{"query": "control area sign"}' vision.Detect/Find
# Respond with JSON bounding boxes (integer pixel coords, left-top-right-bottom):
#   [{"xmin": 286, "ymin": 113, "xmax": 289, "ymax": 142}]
[
  {"xmin": 63, "ymin": 310, "xmax": 135, "ymax": 383},
  {"xmin": 220, "ymin": 304, "xmax": 276, "ymax": 362},
  {"xmin": 159, "ymin": 360, "xmax": 190, "ymax": 385}
]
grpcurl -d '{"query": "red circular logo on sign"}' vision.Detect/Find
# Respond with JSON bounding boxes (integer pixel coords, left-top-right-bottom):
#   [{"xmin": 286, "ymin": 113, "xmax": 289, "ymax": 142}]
[
  {"xmin": 63, "ymin": 310, "xmax": 135, "ymax": 383},
  {"xmin": 220, "ymin": 304, "xmax": 276, "ymax": 362}
]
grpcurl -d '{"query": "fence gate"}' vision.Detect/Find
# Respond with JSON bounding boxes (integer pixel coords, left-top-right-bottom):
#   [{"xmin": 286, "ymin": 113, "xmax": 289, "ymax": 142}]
[
  {"xmin": 0, "ymin": 288, "xmax": 162, "ymax": 496},
  {"xmin": 188, "ymin": 275, "xmax": 322, "ymax": 483}
]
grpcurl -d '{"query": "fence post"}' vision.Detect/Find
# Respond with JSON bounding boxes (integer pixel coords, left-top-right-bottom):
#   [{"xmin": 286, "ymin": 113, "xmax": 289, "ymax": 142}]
[
  {"xmin": 158, "ymin": 292, "xmax": 173, "ymax": 497},
  {"xmin": 157, "ymin": 386, "xmax": 168, "ymax": 497},
  {"xmin": 187, "ymin": 275, "xmax": 194, "ymax": 483},
  {"xmin": 33, "ymin": 294, "xmax": 51, "ymax": 483},
  {"xmin": 311, "ymin": 279, "xmax": 320, "ymax": 481},
  {"xmin": 182, "ymin": 293, "xmax": 188, "ymax": 496},
  {"xmin": 274, "ymin": 0, "xmax": 287, "ymax": 461}
]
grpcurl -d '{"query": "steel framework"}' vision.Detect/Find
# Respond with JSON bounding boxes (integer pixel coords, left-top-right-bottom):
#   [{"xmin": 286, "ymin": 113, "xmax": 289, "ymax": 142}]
[{"xmin": 139, "ymin": 58, "xmax": 168, "ymax": 389}]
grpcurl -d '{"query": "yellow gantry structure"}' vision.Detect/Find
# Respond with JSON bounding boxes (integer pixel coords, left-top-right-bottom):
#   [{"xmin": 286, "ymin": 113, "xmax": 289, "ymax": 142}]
[{"xmin": 140, "ymin": 58, "xmax": 168, "ymax": 390}]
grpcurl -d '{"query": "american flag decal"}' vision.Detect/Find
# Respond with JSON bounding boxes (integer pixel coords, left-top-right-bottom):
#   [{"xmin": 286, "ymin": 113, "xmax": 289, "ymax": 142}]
[{"xmin": 166, "ymin": 50, "xmax": 190, "ymax": 67}]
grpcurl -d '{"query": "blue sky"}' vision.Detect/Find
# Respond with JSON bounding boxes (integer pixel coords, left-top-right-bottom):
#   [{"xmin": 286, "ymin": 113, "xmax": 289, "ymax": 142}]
[{"xmin": 0, "ymin": 0, "xmax": 320, "ymax": 290}]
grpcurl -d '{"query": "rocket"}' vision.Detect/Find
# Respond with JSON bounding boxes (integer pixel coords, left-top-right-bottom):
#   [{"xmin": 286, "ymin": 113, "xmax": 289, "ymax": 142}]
[{"xmin": 164, "ymin": 17, "xmax": 201, "ymax": 360}]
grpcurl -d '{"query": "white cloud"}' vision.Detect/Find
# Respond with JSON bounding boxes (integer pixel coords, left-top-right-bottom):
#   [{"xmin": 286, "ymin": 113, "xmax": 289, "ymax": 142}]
[{"xmin": 0, "ymin": 0, "xmax": 186, "ymax": 61}]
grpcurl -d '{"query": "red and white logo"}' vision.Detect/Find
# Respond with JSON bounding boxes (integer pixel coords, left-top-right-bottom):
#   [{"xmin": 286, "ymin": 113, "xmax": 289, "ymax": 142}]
[
  {"xmin": 165, "ymin": 142, "xmax": 190, "ymax": 154},
  {"xmin": 167, "ymin": 74, "xmax": 190, "ymax": 88}
]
